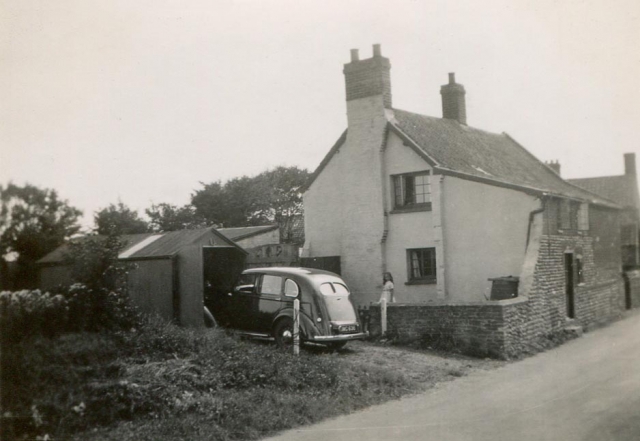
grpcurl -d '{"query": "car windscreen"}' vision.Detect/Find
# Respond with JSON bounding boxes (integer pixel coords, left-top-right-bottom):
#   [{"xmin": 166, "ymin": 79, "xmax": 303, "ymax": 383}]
[{"xmin": 319, "ymin": 282, "xmax": 357, "ymax": 322}]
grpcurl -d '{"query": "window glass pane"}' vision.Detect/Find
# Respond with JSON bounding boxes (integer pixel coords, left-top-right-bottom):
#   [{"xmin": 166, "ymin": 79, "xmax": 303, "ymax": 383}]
[
  {"xmin": 332, "ymin": 283, "xmax": 350, "ymax": 295},
  {"xmin": 235, "ymin": 274, "xmax": 257, "ymax": 292},
  {"xmin": 260, "ymin": 275, "xmax": 282, "ymax": 295},
  {"xmin": 393, "ymin": 175, "xmax": 403, "ymax": 207},
  {"xmin": 284, "ymin": 279, "xmax": 299, "ymax": 297},
  {"xmin": 404, "ymin": 176, "xmax": 415, "ymax": 204},
  {"xmin": 319, "ymin": 283, "xmax": 335, "ymax": 295},
  {"xmin": 578, "ymin": 203, "xmax": 589, "ymax": 231},
  {"xmin": 408, "ymin": 248, "xmax": 436, "ymax": 280}
]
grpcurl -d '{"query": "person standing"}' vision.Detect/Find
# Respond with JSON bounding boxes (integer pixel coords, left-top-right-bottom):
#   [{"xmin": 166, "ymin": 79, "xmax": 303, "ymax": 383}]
[{"xmin": 379, "ymin": 272, "xmax": 395, "ymax": 303}]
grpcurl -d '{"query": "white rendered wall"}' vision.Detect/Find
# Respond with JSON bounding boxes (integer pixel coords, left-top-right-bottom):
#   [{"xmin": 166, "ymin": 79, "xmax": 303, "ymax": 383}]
[{"xmin": 442, "ymin": 176, "xmax": 541, "ymax": 301}]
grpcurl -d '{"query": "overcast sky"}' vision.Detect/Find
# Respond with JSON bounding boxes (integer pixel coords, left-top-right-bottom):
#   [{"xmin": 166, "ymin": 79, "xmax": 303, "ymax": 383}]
[{"xmin": 2, "ymin": 0, "xmax": 639, "ymax": 228}]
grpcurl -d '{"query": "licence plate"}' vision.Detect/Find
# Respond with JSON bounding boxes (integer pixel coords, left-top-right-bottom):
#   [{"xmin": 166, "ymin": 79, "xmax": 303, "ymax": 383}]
[{"xmin": 340, "ymin": 325, "xmax": 357, "ymax": 333}]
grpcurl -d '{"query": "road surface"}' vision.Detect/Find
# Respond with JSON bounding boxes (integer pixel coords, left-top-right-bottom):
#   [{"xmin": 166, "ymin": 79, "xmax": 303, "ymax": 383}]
[{"xmin": 264, "ymin": 312, "xmax": 640, "ymax": 441}]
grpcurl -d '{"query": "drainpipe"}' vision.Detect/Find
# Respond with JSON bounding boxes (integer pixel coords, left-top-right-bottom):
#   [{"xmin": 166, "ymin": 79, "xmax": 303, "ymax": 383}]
[
  {"xmin": 379, "ymin": 125, "xmax": 390, "ymax": 274},
  {"xmin": 526, "ymin": 202, "xmax": 545, "ymax": 250}
]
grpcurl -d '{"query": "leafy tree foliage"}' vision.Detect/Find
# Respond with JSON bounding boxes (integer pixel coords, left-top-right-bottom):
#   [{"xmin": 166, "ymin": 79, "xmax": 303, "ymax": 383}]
[
  {"xmin": 0, "ymin": 183, "xmax": 82, "ymax": 288},
  {"xmin": 94, "ymin": 202, "xmax": 149, "ymax": 235},
  {"xmin": 191, "ymin": 166, "xmax": 309, "ymax": 242},
  {"xmin": 145, "ymin": 203, "xmax": 208, "ymax": 232}
]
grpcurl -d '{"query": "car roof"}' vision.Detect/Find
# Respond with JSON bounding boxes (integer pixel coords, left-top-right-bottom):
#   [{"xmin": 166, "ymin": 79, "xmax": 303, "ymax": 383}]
[{"xmin": 243, "ymin": 267, "xmax": 342, "ymax": 279}]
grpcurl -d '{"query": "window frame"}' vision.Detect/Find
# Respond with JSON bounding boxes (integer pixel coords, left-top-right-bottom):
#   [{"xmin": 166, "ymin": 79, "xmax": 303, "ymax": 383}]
[
  {"xmin": 391, "ymin": 171, "xmax": 432, "ymax": 213},
  {"xmin": 406, "ymin": 247, "xmax": 437, "ymax": 284},
  {"xmin": 283, "ymin": 278, "xmax": 300, "ymax": 298},
  {"xmin": 558, "ymin": 199, "xmax": 572, "ymax": 230},
  {"xmin": 577, "ymin": 203, "xmax": 589, "ymax": 231}
]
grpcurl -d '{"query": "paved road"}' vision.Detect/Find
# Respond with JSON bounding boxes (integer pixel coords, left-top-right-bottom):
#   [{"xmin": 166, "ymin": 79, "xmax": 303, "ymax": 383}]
[{"xmin": 264, "ymin": 312, "xmax": 640, "ymax": 441}]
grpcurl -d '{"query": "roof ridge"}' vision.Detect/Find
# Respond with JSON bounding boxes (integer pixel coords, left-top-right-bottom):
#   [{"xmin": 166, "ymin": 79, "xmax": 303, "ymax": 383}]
[
  {"xmin": 391, "ymin": 107, "xmax": 507, "ymax": 138},
  {"xmin": 568, "ymin": 174, "xmax": 627, "ymax": 181}
]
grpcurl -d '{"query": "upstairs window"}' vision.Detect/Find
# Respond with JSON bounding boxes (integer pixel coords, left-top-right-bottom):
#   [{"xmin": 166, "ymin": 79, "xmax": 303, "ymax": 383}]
[
  {"xmin": 621, "ymin": 223, "xmax": 638, "ymax": 246},
  {"xmin": 558, "ymin": 200, "xmax": 572, "ymax": 230},
  {"xmin": 393, "ymin": 171, "xmax": 431, "ymax": 211},
  {"xmin": 577, "ymin": 203, "xmax": 589, "ymax": 231},
  {"xmin": 407, "ymin": 248, "xmax": 437, "ymax": 283}
]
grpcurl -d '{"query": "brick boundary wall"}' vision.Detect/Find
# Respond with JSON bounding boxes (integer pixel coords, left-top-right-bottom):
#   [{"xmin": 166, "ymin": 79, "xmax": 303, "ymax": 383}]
[
  {"xmin": 368, "ymin": 299, "xmax": 529, "ymax": 359},
  {"xmin": 367, "ymin": 276, "xmax": 623, "ymax": 360},
  {"xmin": 626, "ymin": 270, "xmax": 640, "ymax": 308}
]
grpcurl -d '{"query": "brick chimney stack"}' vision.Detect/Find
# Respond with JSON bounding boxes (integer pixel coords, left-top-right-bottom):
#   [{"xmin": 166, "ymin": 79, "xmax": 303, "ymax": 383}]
[
  {"xmin": 545, "ymin": 160, "xmax": 561, "ymax": 176},
  {"xmin": 624, "ymin": 153, "xmax": 636, "ymax": 176},
  {"xmin": 440, "ymin": 73, "xmax": 467, "ymax": 125},
  {"xmin": 343, "ymin": 44, "xmax": 392, "ymax": 108}
]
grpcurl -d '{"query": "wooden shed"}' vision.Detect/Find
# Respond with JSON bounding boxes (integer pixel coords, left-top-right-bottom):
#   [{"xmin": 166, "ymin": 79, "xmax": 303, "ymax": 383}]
[{"xmin": 38, "ymin": 227, "xmax": 247, "ymax": 327}]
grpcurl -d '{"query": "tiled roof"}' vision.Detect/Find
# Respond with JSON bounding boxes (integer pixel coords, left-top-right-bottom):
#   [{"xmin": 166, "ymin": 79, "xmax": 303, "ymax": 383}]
[
  {"xmin": 568, "ymin": 175, "xmax": 640, "ymax": 209},
  {"xmin": 303, "ymin": 108, "xmax": 619, "ymax": 208},
  {"xmin": 217, "ymin": 225, "xmax": 279, "ymax": 241},
  {"xmin": 390, "ymin": 109, "xmax": 616, "ymax": 207}
]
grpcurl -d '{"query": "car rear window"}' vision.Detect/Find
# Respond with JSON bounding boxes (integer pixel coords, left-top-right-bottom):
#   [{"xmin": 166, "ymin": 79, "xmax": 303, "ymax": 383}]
[{"xmin": 319, "ymin": 282, "xmax": 351, "ymax": 296}]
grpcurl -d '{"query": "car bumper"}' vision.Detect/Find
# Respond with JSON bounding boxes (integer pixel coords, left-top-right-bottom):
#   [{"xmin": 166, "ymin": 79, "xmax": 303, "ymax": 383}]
[{"xmin": 307, "ymin": 332, "xmax": 369, "ymax": 343}]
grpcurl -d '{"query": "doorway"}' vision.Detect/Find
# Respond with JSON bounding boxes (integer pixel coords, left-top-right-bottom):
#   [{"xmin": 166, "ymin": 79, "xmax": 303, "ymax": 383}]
[
  {"xmin": 564, "ymin": 253, "xmax": 575, "ymax": 319},
  {"xmin": 202, "ymin": 246, "xmax": 247, "ymax": 325}
]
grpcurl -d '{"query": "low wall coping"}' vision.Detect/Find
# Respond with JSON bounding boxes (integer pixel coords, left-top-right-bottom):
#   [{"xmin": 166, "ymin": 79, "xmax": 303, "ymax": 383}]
[
  {"xmin": 372, "ymin": 296, "xmax": 529, "ymax": 308},
  {"xmin": 625, "ymin": 269, "xmax": 640, "ymax": 279}
]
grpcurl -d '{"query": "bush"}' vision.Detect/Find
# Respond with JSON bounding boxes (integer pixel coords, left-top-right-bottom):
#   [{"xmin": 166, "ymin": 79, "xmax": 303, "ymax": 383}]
[
  {"xmin": 3, "ymin": 318, "xmax": 417, "ymax": 441},
  {"xmin": 0, "ymin": 290, "xmax": 68, "ymax": 340},
  {"xmin": 0, "ymin": 285, "xmax": 139, "ymax": 343}
]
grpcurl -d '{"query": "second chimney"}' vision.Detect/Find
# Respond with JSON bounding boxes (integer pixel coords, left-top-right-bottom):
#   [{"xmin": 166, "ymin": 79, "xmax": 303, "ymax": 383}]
[
  {"xmin": 440, "ymin": 73, "xmax": 467, "ymax": 125},
  {"xmin": 545, "ymin": 160, "xmax": 561, "ymax": 176},
  {"xmin": 625, "ymin": 153, "xmax": 636, "ymax": 177}
]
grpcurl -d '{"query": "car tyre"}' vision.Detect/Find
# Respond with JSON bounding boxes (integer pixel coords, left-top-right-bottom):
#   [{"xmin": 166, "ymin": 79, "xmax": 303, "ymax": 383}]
[{"xmin": 274, "ymin": 318, "xmax": 295, "ymax": 350}]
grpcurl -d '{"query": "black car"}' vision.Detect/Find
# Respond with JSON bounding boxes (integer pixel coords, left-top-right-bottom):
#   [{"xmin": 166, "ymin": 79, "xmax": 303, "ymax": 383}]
[{"xmin": 218, "ymin": 267, "xmax": 368, "ymax": 349}]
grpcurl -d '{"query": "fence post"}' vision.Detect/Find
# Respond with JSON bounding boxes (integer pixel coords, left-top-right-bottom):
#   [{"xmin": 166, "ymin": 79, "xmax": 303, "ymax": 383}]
[
  {"xmin": 381, "ymin": 298, "xmax": 387, "ymax": 336},
  {"xmin": 293, "ymin": 299, "xmax": 300, "ymax": 355}
]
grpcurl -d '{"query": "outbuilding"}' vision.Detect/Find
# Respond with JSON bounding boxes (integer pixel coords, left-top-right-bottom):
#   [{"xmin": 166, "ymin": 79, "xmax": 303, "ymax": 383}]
[{"xmin": 37, "ymin": 227, "xmax": 247, "ymax": 327}]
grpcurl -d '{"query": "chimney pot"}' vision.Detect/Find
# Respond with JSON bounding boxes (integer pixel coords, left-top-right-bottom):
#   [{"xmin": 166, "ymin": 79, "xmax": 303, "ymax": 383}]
[
  {"xmin": 545, "ymin": 160, "xmax": 561, "ymax": 176},
  {"xmin": 624, "ymin": 153, "xmax": 636, "ymax": 176},
  {"xmin": 343, "ymin": 44, "xmax": 392, "ymax": 108},
  {"xmin": 448, "ymin": 72, "xmax": 455, "ymax": 84}
]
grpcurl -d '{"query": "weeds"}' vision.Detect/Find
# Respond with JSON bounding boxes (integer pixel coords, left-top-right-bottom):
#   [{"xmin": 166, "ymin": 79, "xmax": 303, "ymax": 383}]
[{"xmin": 2, "ymin": 317, "xmax": 417, "ymax": 441}]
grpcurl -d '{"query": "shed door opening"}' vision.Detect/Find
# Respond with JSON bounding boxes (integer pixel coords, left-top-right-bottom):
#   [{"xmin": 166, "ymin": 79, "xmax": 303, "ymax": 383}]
[
  {"xmin": 564, "ymin": 253, "xmax": 575, "ymax": 319},
  {"xmin": 202, "ymin": 246, "xmax": 246, "ymax": 324}
]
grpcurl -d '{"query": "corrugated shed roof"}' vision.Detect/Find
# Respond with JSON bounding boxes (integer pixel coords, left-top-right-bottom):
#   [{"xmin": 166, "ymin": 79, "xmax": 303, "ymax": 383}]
[
  {"xmin": 38, "ymin": 227, "xmax": 244, "ymax": 264},
  {"xmin": 122, "ymin": 227, "xmax": 235, "ymax": 259},
  {"xmin": 568, "ymin": 175, "xmax": 640, "ymax": 209},
  {"xmin": 37, "ymin": 233, "xmax": 155, "ymax": 264},
  {"xmin": 217, "ymin": 225, "xmax": 279, "ymax": 241}
]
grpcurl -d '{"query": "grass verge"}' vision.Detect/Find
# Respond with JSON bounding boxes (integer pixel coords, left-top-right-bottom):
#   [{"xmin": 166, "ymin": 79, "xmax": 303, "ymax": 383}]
[{"xmin": 2, "ymin": 316, "xmax": 416, "ymax": 441}]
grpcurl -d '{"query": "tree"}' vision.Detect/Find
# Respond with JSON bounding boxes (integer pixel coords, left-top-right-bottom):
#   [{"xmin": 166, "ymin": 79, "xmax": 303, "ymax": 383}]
[
  {"xmin": 145, "ymin": 203, "xmax": 208, "ymax": 232},
  {"xmin": 191, "ymin": 166, "xmax": 309, "ymax": 241},
  {"xmin": 0, "ymin": 183, "xmax": 82, "ymax": 288},
  {"xmin": 94, "ymin": 202, "xmax": 149, "ymax": 235}
]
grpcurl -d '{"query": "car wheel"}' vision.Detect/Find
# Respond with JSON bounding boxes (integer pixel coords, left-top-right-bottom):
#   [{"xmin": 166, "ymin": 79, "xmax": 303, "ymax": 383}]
[
  {"xmin": 274, "ymin": 318, "xmax": 295, "ymax": 350},
  {"xmin": 328, "ymin": 341, "xmax": 347, "ymax": 351}
]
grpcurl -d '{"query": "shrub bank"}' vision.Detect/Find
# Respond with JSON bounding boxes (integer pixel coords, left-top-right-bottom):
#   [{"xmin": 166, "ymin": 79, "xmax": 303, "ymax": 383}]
[{"xmin": 2, "ymin": 316, "xmax": 415, "ymax": 441}]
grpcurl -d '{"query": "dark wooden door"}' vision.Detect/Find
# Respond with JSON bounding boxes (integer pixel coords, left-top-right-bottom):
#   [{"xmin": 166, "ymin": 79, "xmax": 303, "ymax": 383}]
[
  {"xmin": 202, "ymin": 246, "xmax": 246, "ymax": 325},
  {"xmin": 564, "ymin": 253, "xmax": 575, "ymax": 319}
]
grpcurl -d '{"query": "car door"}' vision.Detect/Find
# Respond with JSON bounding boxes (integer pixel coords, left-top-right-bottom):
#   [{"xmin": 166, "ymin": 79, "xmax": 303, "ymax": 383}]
[
  {"xmin": 227, "ymin": 272, "xmax": 258, "ymax": 330},
  {"xmin": 254, "ymin": 274, "xmax": 285, "ymax": 332}
]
